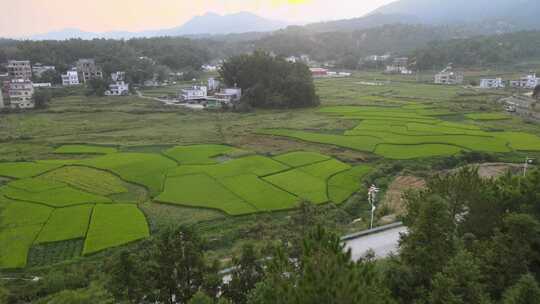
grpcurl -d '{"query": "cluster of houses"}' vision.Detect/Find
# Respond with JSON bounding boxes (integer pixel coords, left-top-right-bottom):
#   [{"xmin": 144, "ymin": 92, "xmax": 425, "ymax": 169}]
[
  {"xmin": 0, "ymin": 59, "xmax": 130, "ymax": 110},
  {"xmin": 177, "ymin": 77, "xmax": 242, "ymax": 109},
  {"xmin": 480, "ymin": 73, "xmax": 540, "ymax": 89}
]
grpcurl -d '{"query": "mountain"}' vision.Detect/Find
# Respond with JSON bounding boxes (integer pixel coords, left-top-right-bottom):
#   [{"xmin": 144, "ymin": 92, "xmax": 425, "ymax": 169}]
[
  {"xmin": 24, "ymin": 12, "xmax": 287, "ymax": 40},
  {"xmin": 372, "ymin": 0, "xmax": 540, "ymax": 27},
  {"xmin": 158, "ymin": 12, "xmax": 287, "ymax": 36}
]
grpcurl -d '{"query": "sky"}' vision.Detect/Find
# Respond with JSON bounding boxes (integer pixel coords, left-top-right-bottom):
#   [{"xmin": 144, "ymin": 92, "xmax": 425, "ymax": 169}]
[{"xmin": 0, "ymin": 0, "xmax": 397, "ymax": 37}]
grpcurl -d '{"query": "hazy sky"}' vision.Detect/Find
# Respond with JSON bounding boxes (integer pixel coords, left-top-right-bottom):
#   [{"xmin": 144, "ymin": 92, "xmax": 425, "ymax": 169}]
[{"xmin": 1, "ymin": 0, "xmax": 397, "ymax": 37}]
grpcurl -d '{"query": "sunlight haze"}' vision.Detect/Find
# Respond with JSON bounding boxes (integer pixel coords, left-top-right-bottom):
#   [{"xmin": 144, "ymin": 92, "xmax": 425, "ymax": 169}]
[{"xmin": 0, "ymin": 0, "xmax": 396, "ymax": 37}]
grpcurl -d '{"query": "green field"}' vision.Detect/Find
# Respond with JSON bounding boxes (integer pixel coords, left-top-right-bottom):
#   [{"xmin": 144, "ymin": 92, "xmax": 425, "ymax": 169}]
[
  {"xmin": 164, "ymin": 144, "xmax": 246, "ymax": 164},
  {"xmin": 41, "ymin": 166, "xmax": 128, "ymax": 196},
  {"xmin": 35, "ymin": 205, "xmax": 94, "ymax": 244},
  {"xmin": 0, "ymin": 162, "xmax": 61, "ymax": 179},
  {"xmin": 55, "ymin": 144, "xmax": 118, "ymax": 155},
  {"xmin": 260, "ymin": 104, "xmax": 540, "ymax": 159},
  {"xmin": 83, "ymin": 204, "xmax": 150, "ymax": 255}
]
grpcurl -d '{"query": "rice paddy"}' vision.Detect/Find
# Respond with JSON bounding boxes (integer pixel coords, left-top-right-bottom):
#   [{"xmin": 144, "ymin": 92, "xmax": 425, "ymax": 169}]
[
  {"xmin": 0, "ymin": 145, "xmax": 368, "ymax": 268},
  {"xmin": 260, "ymin": 105, "xmax": 540, "ymax": 159}
]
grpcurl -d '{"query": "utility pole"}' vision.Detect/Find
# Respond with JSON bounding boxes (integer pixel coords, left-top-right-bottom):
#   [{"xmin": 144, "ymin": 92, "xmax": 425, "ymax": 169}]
[
  {"xmin": 368, "ymin": 184, "xmax": 380, "ymax": 230},
  {"xmin": 523, "ymin": 156, "xmax": 535, "ymax": 177}
]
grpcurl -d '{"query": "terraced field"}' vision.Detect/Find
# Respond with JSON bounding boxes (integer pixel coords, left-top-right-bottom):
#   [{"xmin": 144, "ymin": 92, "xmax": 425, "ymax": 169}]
[
  {"xmin": 260, "ymin": 105, "xmax": 540, "ymax": 159},
  {"xmin": 0, "ymin": 144, "xmax": 371, "ymax": 268}
]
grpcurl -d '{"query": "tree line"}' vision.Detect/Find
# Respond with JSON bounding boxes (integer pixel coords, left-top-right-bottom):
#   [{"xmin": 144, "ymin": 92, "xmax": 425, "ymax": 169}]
[{"xmin": 2, "ymin": 167, "xmax": 540, "ymax": 303}]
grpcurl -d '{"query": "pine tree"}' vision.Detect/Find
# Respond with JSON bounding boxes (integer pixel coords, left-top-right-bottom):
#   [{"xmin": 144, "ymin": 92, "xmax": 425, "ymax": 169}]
[{"xmin": 502, "ymin": 274, "xmax": 540, "ymax": 304}]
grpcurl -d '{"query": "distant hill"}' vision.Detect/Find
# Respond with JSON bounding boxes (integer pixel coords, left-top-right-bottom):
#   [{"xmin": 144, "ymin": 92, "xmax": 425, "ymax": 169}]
[
  {"xmin": 24, "ymin": 12, "xmax": 287, "ymax": 40},
  {"xmin": 373, "ymin": 0, "xmax": 540, "ymax": 27},
  {"xmin": 158, "ymin": 12, "xmax": 287, "ymax": 36},
  {"xmin": 300, "ymin": 0, "xmax": 540, "ymax": 34},
  {"xmin": 304, "ymin": 13, "xmax": 420, "ymax": 32}
]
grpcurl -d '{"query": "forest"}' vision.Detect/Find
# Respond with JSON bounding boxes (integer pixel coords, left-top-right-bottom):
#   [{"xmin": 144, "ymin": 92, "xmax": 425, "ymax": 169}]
[{"xmin": 2, "ymin": 26, "xmax": 540, "ymax": 78}]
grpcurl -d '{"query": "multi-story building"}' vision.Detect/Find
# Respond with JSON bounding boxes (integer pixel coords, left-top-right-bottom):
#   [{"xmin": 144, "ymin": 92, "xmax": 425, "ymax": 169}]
[
  {"xmin": 7, "ymin": 79, "xmax": 34, "ymax": 109},
  {"xmin": 76, "ymin": 59, "xmax": 103, "ymax": 83},
  {"xmin": 510, "ymin": 73, "xmax": 540, "ymax": 89},
  {"xmin": 480, "ymin": 78, "xmax": 505, "ymax": 89},
  {"xmin": 385, "ymin": 57, "xmax": 413, "ymax": 75},
  {"xmin": 434, "ymin": 65, "xmax": 464, "ymax": 85},
  {"xmin": 7, "ymin": 60, "xmax": 32, "ymax": 80},
  {"xmin": 180, "ymin": 86, "xmax": 208, "ymax": 102},
  {"xmin": 105, "ymin": 72, "xmax": 129, "ymax": 96},
  {"xmin": 208, "ymin": 77, "xmax": 220, "ymax": 91},
  {"xmin": 0, "ymin": 87, "xmax": 4, "ymax": 109},
  {"xmin": 32, "ymin": 63, "xmax": 56, "ymax": 78},
  {"xmin": 61, "ymin": 69, "xmax": 80, "ymax": 86}
]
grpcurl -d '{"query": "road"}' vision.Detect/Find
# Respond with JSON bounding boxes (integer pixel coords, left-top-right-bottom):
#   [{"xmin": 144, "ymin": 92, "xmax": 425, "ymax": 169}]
[{"xmin": 344, "ymin": 225, "xmax": 407, "ymax": 260}]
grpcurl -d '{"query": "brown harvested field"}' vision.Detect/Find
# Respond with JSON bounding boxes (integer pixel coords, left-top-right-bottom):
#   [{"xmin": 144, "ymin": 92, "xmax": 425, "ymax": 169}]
[{"xmin": 381, "ymin": 176, "xmax": 426, "ymax": 218}]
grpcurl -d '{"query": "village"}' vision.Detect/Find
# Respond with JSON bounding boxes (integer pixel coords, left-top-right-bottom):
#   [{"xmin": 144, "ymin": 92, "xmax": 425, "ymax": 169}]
[{"xmin": 1, "ymin": 54, "xmax": 539, "ymax": 111}]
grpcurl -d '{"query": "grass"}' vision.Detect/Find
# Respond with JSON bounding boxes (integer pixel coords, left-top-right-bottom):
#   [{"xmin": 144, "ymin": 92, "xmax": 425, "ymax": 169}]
[
  {"xmin": 41, "ymin": 166, "xmax": 128, "ymax": 196},
  {"xmin": 77, "ymin": 153, "xmax": 177, "ymax": 196},
  {"xmin": 156, "ymin": 174, "xmax": 256, "ymax": 215},
  {"xmin": 328, "ymin": 165, "xmax": 372, "ymax": 204},
  {"xmin": 35, "ymin": 205, "xmax": 94, "ymax": 244},
  {"xmin": 492, "ymin": 132, "xmax": 540, "ymax": 151},
  {"xmin": 374, "ymin": 144, "xmax": 464, "ymax": 159},
  {"xmin": 164, "ymin": 144, "xmax": 246, "ymax": 165},
  {"xmin": 83, "ymin": 204, "xmax": 150, "ymax": 255},
  {"xmin": 259, "ymin": 129, "xmax": 383, "ymax": 152},
  {"xmin": 465, "ymin": 113, "xmax": 512, "ymax": 121},
  {"xmin": 7, "ymin": 178, "xmax": 66, "ymax": 193},
  {"xmin": 0, "ymin": 162, "xmax": 61, "ymax": 179},
  {"xmin": 273, "ymin": 151, "xmax": 331, "ymax": 167},
  {"xmin": 55, "ymin": 144, "xmax": 117, "ymax": 155}
]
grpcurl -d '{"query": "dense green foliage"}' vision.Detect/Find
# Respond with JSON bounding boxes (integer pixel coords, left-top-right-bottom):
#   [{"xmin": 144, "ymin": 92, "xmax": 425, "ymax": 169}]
[{"xmin": 220, "ymin": 51, "xmax": 319, "ymax": 108}]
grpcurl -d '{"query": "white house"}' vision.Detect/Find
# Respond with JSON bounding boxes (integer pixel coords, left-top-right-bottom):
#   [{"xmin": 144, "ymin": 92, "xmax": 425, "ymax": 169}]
[
  {"xmin": 202, "ymin": 64, "xmax": 218, "ymax": 72},
  {"xmin": 435, "ymin": 65, "xmax": 464, "ymax": 85},
  {"xmin": 7, "ymin": 79, "xmax": 34, "ymax": 109},
  {"xmin": 61, "ymin": 70, "xmax": 80, "ymax": 86},
  {"xmin": 105, "ymin": 72, "xmax": 129, "ymax": 96},
  {"xmin": 480, "ymin": 78, "xmax": 505, "ymax": 89},
  {"xmin": 510, "ymin": 73, "xmax": 540, "ymax": 89},
  {"xmin": 180, "ymin": 86, "xmax": 208, "ymax": 102},
  {"xmin": 214, "ymin": 87, "xmax": 242, "ymax": 103}
]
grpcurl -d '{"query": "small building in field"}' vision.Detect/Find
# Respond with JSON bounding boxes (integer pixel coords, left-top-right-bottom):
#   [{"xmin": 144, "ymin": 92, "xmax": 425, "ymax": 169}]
[
  {"xmin": 180, "ymin": 86, "xmax": 208, "ymax": 102},
  {"xmin": 510, "ymin": 73, "xmax": 540, "ymax": 89},
  {"xmin": 7, "ymin": 60, "xmax": 32, "ymax": 80},
  {"xmin": 6, "ymin": 79, "xmax": 34, "ymax": 109},
  {"xmin": 61, "ymin": 69, "xmax": 80, "ymax": 86},
  {"xmin": 32, "ymin": 83, "xmax": 52, "ymax": 88},
  {"xmin": 32, "ymin": 63, "xmax": 56, "ymax": 78},
  {"xmin": 105, "ymin": 72, "xmax": 129, "ymax": 96},
  {"xmin": 310, "ymin": 68, "xmax": 328, "ymax": 77},
  {"xmin": 480, "ymin": 78, "xmax": 505, "ymax": 89},
  {"xmin": 434, "ymin": 65, "xmax": 464, "ymax": 85}
]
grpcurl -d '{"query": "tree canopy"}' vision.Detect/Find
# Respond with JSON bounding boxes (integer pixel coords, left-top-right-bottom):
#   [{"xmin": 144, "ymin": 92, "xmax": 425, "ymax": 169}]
[{"xmin": 219, "ymin": 51, "xmax": 319, "ymax": 109}]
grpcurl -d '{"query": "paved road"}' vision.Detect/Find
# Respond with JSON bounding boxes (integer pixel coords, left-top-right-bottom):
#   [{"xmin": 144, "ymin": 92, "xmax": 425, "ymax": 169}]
[{"xmin": 344, "ymin": 226, "xmax": 407, "ymax": 261}]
